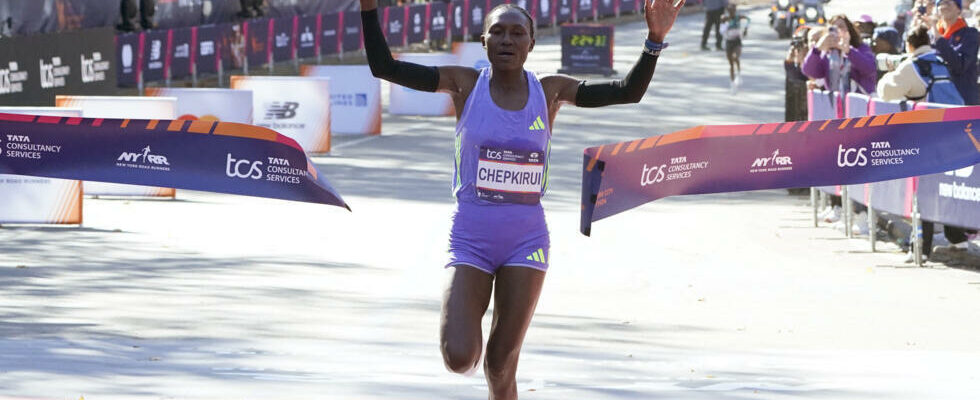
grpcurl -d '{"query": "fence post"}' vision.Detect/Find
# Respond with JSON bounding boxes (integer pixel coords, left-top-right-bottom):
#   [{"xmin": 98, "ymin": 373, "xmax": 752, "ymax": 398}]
[
  {"xmin": 868, "ymin": 186, "xmax": 876, "ymax": 251},
  {"xmin": 842, "ymin": 187, "xmax": 851, "ymax": 237},
  {"xmin": 811, "ymin": 187, "xmax": 818, "ymax": 227},
  {"xmin": 913, "ymin": 192, "xmax": 923, "ymax": 266}
]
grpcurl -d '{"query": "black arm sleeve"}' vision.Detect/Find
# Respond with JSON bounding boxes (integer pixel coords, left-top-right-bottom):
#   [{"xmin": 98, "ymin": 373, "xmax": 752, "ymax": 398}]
[
  {"xmin": 361, "ymin": 9, "xmax": 440, "ymax": 92},
  {"xmin": 574, "ymin": 52, "xmax": 658, "ymax": 108}
]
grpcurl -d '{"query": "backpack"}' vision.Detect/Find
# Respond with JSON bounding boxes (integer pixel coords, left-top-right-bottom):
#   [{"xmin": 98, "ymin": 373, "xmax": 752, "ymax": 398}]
[{"xmin": 910, "ymin": 53, "xmax": 965, "ymax": 105}]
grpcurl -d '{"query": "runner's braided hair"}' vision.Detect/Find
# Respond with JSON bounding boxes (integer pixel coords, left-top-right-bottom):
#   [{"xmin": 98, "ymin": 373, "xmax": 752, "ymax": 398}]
[{"xmin": 484, "ymin": 4, "xmax": 535, "ymax": 38}]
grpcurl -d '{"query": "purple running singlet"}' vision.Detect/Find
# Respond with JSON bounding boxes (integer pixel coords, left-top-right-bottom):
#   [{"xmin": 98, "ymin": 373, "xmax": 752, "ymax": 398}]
[{"xmin": 446, "ymin": 68, "xmax": 552, "ymax": 274}]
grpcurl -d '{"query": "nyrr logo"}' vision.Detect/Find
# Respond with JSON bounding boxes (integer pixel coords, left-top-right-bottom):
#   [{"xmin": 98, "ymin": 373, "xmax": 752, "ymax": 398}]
[
  {"xmin": 837, "ymin": 144, "xmax": 868, "ymax": 167},
  {"xmin": 226, "ymin": 153, "xmax": 263, "ymax": 179},
  {"xmin": 264, "ymin": 102, "xmax": 299, "ymax": 120},
  {"xmin": 751, "ymin": 149, "xmax": 792, "ymax": 168},
  {"xmin": 640, "ymin": 163, "xmax": 666, "ymax": 186},
  {"xmin": 118, "ymin": 146, "xmax": 170, "ymax": 165}
]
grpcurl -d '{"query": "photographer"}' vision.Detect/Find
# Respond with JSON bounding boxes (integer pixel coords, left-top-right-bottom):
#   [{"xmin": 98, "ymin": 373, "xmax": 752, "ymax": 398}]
[
  {"xmin": 785, "ymin": 26, "xmax": 811, "ymax": 121},
  {"xmin": 802, "ymin": 15, "xmax": 877, "ymax": 95}
]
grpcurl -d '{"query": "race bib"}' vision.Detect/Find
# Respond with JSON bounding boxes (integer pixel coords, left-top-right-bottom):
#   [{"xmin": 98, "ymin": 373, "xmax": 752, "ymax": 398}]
[{"xmin": 476, "ymin": 146, "xmax": 545, "ymax": 204}]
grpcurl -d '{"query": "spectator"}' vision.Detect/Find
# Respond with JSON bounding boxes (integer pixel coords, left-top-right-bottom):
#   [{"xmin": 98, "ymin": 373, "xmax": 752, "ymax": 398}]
[
  {"xmin": 238, "ymin": 0, "xmax": 265, "ymax": 18},
  {"xmin": 785, "ymin": 26, "xmax": 811, "ymax": 121},
  {"xmin": 118, "ymin": 0, "xmax": 155, "ymax": 32},
  {"xmin": 872, "ymin": 26, "xmax": 902, "ymax": 55},
  {"xmin": 802, "ymin": 15, "xmax": 877, "ymax": 95},
  {"xmin": 877, "ymin": 25, "xmax": 964, "ymax": 104},
  {"xmin": 931, "ymin": 0, "xmax": 979, "ymax": 105},
  {"xmin": 701, "ymin": 0, "xmax": 726, "ymax": 51}
]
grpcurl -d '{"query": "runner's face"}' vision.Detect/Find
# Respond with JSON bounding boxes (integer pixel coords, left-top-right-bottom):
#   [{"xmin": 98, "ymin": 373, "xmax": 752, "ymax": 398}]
[{"xmin": 483, "ymin": 9, "xmax": 535, "ymax": 70}]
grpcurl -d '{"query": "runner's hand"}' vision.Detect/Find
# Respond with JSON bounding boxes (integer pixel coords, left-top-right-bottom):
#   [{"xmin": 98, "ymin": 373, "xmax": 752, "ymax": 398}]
[{"xmin": 645, "ymin": 0, "xmax": 686, "ymax": 43}]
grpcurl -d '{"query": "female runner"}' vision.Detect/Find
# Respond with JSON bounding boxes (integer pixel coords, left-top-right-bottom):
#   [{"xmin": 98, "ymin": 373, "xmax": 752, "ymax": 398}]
[{"xmin": 359, "ymin": 1, "xmax": 684, "ymax": 398}]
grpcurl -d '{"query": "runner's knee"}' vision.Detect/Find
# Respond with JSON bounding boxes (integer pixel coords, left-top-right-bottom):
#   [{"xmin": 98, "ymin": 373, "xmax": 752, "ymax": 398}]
[
  {"xmin": 483, "ymin": 343, "xmax": 520, "ymax": 380},
  {"xmin": 441, "ymin": 339, "xmax": 481, "ymax": 374}
]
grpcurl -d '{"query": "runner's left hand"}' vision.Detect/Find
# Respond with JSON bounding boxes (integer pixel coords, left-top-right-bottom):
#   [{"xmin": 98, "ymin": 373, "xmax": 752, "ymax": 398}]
[{"xmin": 645, "ymin": 0, "xmax": 686, "ymax": 43}]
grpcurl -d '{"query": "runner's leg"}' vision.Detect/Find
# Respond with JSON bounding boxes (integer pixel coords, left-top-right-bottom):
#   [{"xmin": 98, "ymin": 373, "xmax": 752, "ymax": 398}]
[
  {"xmin": 440, "ymin": 265, "xmax": 494, "ymax": 374},
  {"xmin": 483, "ymin": 266, "xmax": 546, "ymax": 400}
]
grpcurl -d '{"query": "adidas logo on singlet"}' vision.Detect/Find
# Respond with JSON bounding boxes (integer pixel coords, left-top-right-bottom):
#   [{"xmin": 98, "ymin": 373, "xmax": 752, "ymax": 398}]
[
  {"xmin": 525, "ymin": 248, "xmax": 546, "ymax": 263},
  {"xmin": 528, "ymin": 116, "xmax": 546, "ymax": 131}
]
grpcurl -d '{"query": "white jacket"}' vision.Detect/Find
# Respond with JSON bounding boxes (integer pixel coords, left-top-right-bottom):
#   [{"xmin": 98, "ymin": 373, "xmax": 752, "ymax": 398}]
[{"xmin": 876, "ymin": 46, "xmax": 933, "ymax": 102}]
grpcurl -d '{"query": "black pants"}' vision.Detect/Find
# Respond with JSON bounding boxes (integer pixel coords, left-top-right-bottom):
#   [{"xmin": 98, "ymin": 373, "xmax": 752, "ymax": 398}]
[
  {"xmin": 921, "ymin": 222, "xmax": 975, "ymax": 256},
  {"xmin": 701, "ymin": 8, "xmax": 724, "ymax": 49}
]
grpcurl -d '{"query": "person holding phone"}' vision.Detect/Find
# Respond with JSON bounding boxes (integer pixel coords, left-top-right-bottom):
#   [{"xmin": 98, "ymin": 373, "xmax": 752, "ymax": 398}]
[{"xmin": 802, "ymin": 14, "xmax": 877, "ymax": 95}]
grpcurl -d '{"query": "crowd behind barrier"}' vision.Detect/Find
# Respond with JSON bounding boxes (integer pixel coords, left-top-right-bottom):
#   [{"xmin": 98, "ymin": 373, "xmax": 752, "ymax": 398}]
[
  {"xmin": 0, "ymin": 0, "xmax": 697, "ymax": 107},
  {"xmin": 808, "ymin": 88, "xmax": 980, "ymax": 232}
]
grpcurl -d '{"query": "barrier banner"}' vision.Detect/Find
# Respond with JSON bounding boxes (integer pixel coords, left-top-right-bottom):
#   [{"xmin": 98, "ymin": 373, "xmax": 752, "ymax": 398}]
[
  {"xmin": 117, "ymin": 32, "xmax": 143, "ymax": 87},
  {"xmin": 0, "ymin": 107, "xmax": 83, "ymax": 225},
  {"xmin": 449, "ymin": 0, "xmax": 468, "ymax": 37},
  {"xmin": 559, "ymin": 24, "xmax": 615, "ymax": 75},
  {"xmin": 577, "ymin": 0, "xmax": 596, "ymax": 21},
  {"xmin": 537, "ymin": 0, "xmax": 554, "ymax": 25},
  {"xmin": 297, "ymin": 15, "xmax": 319, "ymax": 59},
  {"xmin": 0, "ymin": 27, "xmax": 116, "ymax": 106},
  {"xmin": 230, "ymin": 76, "xmax": 332, "ymax": 153},
  {"xmin": 145, "ymin": 88, "xmax": 253, "ymax": 124},
  {"xmin": 920, "ymin": 166, "xmax": 980, "ymax": 229},
  {"xmin": 218, "ymin": 22, "xmax": 246, "ymax": 70},
  {"xmin": 598, "ymin": 0, "xmax": 617, "ymax": 18},
  {"xmin": 246, "ymin": 18, "xmax": 272, "ymax": 68},
  {"xmin": 272, "ymin": 17, "xmax": 295, "ymax": 63},
  {"xmin": 342, "ymin": 11, "xmax": 364, "ymax": 52},
  {"xmin": 301, "ymin": 65, "xmax": 381, "ymax": 135},
  {"xmin": 429, "ymin": 2, "xmax": 449, "ymax": 43},
  {"xmin": 384, "ymin": 6, "xmax": 408, "ymax": 47},
  {"xmin": 580, "ymin": 106, "xmax": 980, "ymax": 235},
  {"xmin": 321, "ymin": 13, "xmax": 341, "ymax": 56},
  {"xmin": 0, "ymin": 113, "xmax": 348, "ymax": 209},
  {"xmin": 143, "ymin": 29, "xmax": 170, "ymax": 82},
  {"xmin": 389, "ymin": 54, "xmax": 456, "ymax": 116},
  {"xmin": 556, "ymin": 0, "xmax": 575, "ymax": 24},
  {"xmin": 196, "ymin": 25, "xmax": 220, "ymax": 75},
  {"xmin": 170, "ymin": 27, "xmax": 194, "ymax": 80},
  {"xmin": 468, "ymin": 0, "xmax": 488, "ymax": 37},
  {"xmin": 620, "ymin": 0, "xmax": 638, "ymax": 14},
  {"xmin": 407, "ymin": 4, "xmax": 429, "ymax": 45},
  {"xmin": 57, "ymin": 95, "xmax": 179, "ymax": 197}
]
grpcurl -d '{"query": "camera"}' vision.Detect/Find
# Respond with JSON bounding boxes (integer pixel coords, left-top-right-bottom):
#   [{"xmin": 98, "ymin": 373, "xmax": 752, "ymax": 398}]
[
  {"xmin": 876, "ymin": 53, "xmax": 908, "ymax": 72},
  {"xmin": 917, "ymin": 5, "xmax": 927, "ymax": 15}
]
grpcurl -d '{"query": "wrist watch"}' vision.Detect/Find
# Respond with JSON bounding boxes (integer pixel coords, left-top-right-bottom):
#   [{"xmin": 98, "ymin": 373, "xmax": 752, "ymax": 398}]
[{"xmin": 643, "ymin": 39, "xmax": 669, "ymax": 57}]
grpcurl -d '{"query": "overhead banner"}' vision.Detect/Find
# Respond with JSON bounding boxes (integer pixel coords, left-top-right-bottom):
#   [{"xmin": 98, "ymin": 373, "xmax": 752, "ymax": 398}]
[
  {"xmin": 384, "ymin": 6, "xmax": 408, "ymax": 47},
  {"xmin": 230, "ymin": 75, "xmax": 332, "ymax": 153},
  {"xmin": 143, "ymin": 29, "xmax": 170, "ymax": 82},
  {"xmin": 321, "ymin": 13, "xmax": 341, "ymax": 56},
  {"xmin": 407, "ymin": 3, "xmax": 429, "ymax": 45},
  {"xmin": 170, "ymin": 27, "xmax": 194, "ymax": 80},
  {"xmin": 145, "ymin": 87, "xmax": 253, "ymax": 124},
  {"xmin": 429, "ymin": 2, "xmax": 449, "ymax": 42},
  {"xmin": 389, "ymin": 53, "xmax": 455, "ymax": 116},
  {"xmin": 246, "ymin": 18, "xmax": 272, "ymax": 68},
  {"xmin": 342, "ymin": 11, "xmax": 364, "ymax": 52},
  {"xmin": 449, "ymin": 0, "xmax": 467, "ymax": 38},
  {"xmin": 56, "ymin": 95, "xmax": 178, "ymax": 197},
  {"xmin": 300, "ymin": 65, "xmax": 381, "ymax": 135},
  {"xmin": 297, "ymin": 15, "xmax": 319, "ymax": 59},
  {"xmin": 0, "ymin": 107, "xmax": 83, "ymax": 225},
  {"xmin": 116, "ymin": 32, "xmax": 142, "ymax": 87},
  {"xmin": 272, "ymin": 17, "xmax": 295, "ymax": 64},
  {"xmin": 0, "ymin": 113, "xmax": 348, "ymax": 209},
  {"xmin": 580, "ymin": 106, "xmax": 980, "ymax": 235},
  {"xmin": 556, "ymin": 0, "xmax": 575, "ymax": 24},
  {"xmin": 0, "ymin": 27, "xmax": 116, "ymax": 106},
  {"xmin": 196, "ymin": 25, "xmax": 220, "ymax": 75}
]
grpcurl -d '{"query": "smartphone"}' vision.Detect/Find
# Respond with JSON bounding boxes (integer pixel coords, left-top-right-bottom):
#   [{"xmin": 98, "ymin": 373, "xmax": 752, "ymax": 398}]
[{"xmin": 917, "ymin": 5, "xmax": 927, "ymax": 14}]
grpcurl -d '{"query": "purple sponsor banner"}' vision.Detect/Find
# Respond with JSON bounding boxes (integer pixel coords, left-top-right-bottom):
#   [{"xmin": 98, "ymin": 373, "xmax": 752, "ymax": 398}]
[
  {"xmin": 537, "ymin": 0, "xmax": 554, "ymax": 26},
  {"xmin": 170, "ymin": 27, "xmax": 194, "ymax": 80},
  {"xmin": 384, "ymin": 6, "xmax": 408, "ymax": 47},
  {"xmin": 870, "ymin": 178, "xmax": 914, "ymax": 217},
  {"xmin": 219, "ymin": 22, "xmax": 246, "ymax": 70},
  {"xmin": 488, "ymin": 0, "xmax": 509, "ymax": 11},
  {"xmin": 271, "ymin": 17, "xmax": 295, "ymax": 63},
  {"xmin": 116, "ymin": 32, "xmax": 142, "ymax": 87},
  {"xmin": 450, "ymin": 0, "xmax": 468, "ymax": 37},
  {"xmin": 296, "ymin": 15, "xmax": 319, "ymax": 59},
  {"xmin": 920, "ymin": 166, "xmax": 980, "ymax": 229},
  {"xmin": 577, "ymin": 0, "xmax": 596, "ymax": 21},
  {"xmin": 196, "ymin": 25, "xmax": 219, "ymax": 75},
  {"xmin": 246, "ymin": 18, "xmax": 272, "ymax": 67},
  {"xmin": 342, "ymin": 11, "xmax": 364, "ymax": 52},
  {"xmin": 321, "ymin": 13, "xmax": 340, "ymax": 56},
  {"xmin": 619, "ymin": 0, "xmax": 638, "ymax": 14},
  {"xmin": 468, "ymin": 0, "xmax": 489, "ymax": 36},
  {"xmin": 580, "ymin": 107, "xmax": 980, "ymax": 235},
  {"xmin": 407, "ymin": 4, "xmax": 429, "ymax": 45},
  {"xmin": 142, "ymin": 30, "xmax": 169, "ymax": 82},
  {"xmin": 0, "ymin": 113, "xmax": 348, "ymax": 209},
  {"xmin": 429, "ymin": 2, "xmax": 449, "ymax": 42},
  {"xmin": 597, "ymin": 0, "xmax": 615, "ymax": 17},
  {"xmin": 556, "ymin": 0, "xmax": 574, "ymax": 24}
]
